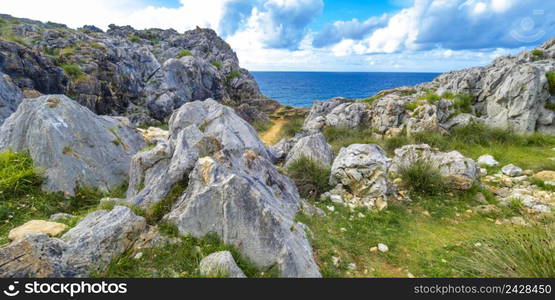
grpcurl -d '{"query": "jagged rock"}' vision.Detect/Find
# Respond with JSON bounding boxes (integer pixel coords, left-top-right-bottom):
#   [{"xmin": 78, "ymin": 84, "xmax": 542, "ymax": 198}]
[
  {"xmin": 0, "ymin": 233, "xmax": 80, "ymax": 278},
  {"xmin": 165, "ymin": 152, "xmax": 321, "ymax": 277},
  {"xmin": 125, "ymin": 99, "xmax": 272, "ymax": 208},
  {"xmin": 369, "ymin": 97, "xmax": 407, "ymax": 133},
  {"xmin": 0, "ymin": 95, "xmax": 145, "ymax": 194},
  {"xmin": 324, "ymin": 144, "xmax": 392, "ymax": 209},
  {"xmin": 501, "ymin": 164, "xmax": 523, "ymax": 177},
  {"xmin": 62, "ymin": 206, "xmax": 147, "ymax": 274},
  {"xmin": 303, "ymin": 97, "xmax": 351, "ymax": 131},
  {"xmin": 442, "ymin": 113, "xmax": 477, "ymax": 130},
  {"xmin": 324, "ymin": 102, "xmax": 369, "ymax": 128},
  {"xmin": 0, "ymin": 72, "xmax": 22, "ymax": 125},
  {"xmin": 199, "ymin": 251, "xmax": 246, "ymax": 278},
  {"xmin": 284, "ymin": 132, "xmax": 333, "ymax": 167},
  {"xmin": 233, "ymin": 98, "xmax": 280, "ymax": 124},
  {"xmin": 477, "ymin": 155, "xmax": 499, "ymax": 167},
  {"xmin": 390, "ymin": 144, "xmax": 479, "ymax": 190},
  {"xmin": 138, "ymin": 127, "xmax": 169, "ymax": 145},
  {"xmin": 8, "ymin": 220, "xmax": 67, "ymax": 241}
]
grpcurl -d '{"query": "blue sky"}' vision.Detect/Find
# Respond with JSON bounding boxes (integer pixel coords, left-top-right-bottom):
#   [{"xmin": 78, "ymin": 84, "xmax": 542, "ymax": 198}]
[{"xmin": 2, "ymin": 0, "xmax": 554, "ymax": 72}]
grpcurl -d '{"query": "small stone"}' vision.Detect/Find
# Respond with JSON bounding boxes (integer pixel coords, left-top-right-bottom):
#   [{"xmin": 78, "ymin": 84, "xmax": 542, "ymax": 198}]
[
  {"xmin": 474, "ymin": 193, "xmax": 488, "ymax": 204},
  {"xmin": 134, "ymin": 252, "xmax": 143, "ymax": 260},
  {"xmin": 49, "ymin": 213, "xmax": 74, "ymax": 221},
  {"xmin": 331, "ymin": 256, "xmax": 340, "ymax": 266},
  {"xmin": 340, "ymin": 227, "xmax": 347, "ymax": 232},
  {"xmin": 327, "ymin": 206, "xmax": 335, "ymax": 212},
  {"xmin": 501, "ymin": 164, "xmax": 523, "ymax": 177},
  {"xmin": 377, "ymin": 243, "xmax": 389, "ymax": 252},
  {"xmin": 370, "ymin": 247, "xmax": 378, "ymax": 252},
  {"xmin": 199, "ymin": 251, "xmax": 246, "ymax": 278},
  {"xmin": 533, "ymin": 170, "xmax": 555, "ymax": 182},
  {"xmin": 474, "ymin": 242, "xmax": 482, "ymax": 247},
  {"xmin": 407, "ymin": 272, "xmax": 415, "ymax": 278},
  {"xmin": 477, "ymin": 155, "xmax": 499, "ymax": 167},
  {"xmin": 8, "ymin": 220, "xmax": 67, "ymax": 241},
  {"xmin": 347, "ymin": 263, "xmax": 357, "ymax": 271}
]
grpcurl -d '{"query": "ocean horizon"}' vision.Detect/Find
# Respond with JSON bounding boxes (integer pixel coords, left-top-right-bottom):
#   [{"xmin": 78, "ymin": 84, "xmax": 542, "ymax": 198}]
[{"xmin": 252, "ymin": 71, "xmax": 441, "ymax": 107}]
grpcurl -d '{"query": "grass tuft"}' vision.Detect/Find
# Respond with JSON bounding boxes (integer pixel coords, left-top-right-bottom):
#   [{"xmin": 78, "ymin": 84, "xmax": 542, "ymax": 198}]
[
  {"xmin": 286, "ymin": 157, "xmax": 332, "ymax": 200},
  {"xmin": 398, "ymin": 160, "xmax": 448, "ymax": 197},
  {"xmin": 177, "ymin": 49, "xmax": 193, "ymax": 58},
  {"xmin": 547, "ymin": 71, "xmax": 555, "ymax": 95}
]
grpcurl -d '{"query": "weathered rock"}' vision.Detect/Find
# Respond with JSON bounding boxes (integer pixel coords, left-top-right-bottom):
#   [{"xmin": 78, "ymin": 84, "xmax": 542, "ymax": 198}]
[
  {"xmin": 324, "ymin": 144, "xmax": 393, "ymax": 209},
  {"xmin": 324, "ymin": 102, "xmax": 369, "ymax": 129},
  {"xmin": 138, "ymin": 127, "xmax": 169, "ymax": 145},
  {"xmin": 442, "ymin": 113, "xmax": 477, "ymax": 130},
  {"xmin": 390, "ymin": 144, "xmax": 479, "ymax": 189},
  {"xmin": 303, "ymin": 97, "xmax": 351, "ymax": 131},
  {"xmin": 501, "ymin": 164, "xmax": 523, "ymax": 177},
  {"xmin": 165, "ymin": 152, "xmax": 321, "ymax": 277},
  {"xmin": 50, "ymin": 213, "xmax": 74, "ymax": 221},
  {"xmin": 369, "ymin": 97, "xmax": 407, "ymax": 133},
  {"xmin": 534, "ymin": 170, "xmax": 555, "ymax": 182},
  {"xmin": 0, "ymin": 233, "xmax": 80, "ymax": 278},
  {"xmin": 284, "ymin": 132, "xmax": 333, "ymax": 167},
  {"xmin": 0, "ymin": 72, "xmax": 22, "ymax": 125},
  {"xmin": 477, "ymin": 155, "xmax": 499, "ymax": 167},
  {"xmin": 0, "ymin": 95, "xmax": 145, "ymax": 194},
  {"xmin": 8, "ymin": 220, "xmax": 67, "ymax": 241},
  {"xmin": 62, "ymin": 206, "xmax": 147, "ymax": 274},
  {"xmin": 199, "ymin": 251, "xmax": 246, "ymax": 278}
]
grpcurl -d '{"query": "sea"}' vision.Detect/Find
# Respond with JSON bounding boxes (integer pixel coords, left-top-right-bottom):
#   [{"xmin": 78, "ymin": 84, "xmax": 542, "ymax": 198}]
[{"xmin": 252, "ymin": 72, "xmax": 441, "ymax": 107}]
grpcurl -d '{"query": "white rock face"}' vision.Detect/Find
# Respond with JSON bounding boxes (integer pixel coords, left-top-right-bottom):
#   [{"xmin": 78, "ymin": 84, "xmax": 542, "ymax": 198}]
[
  {"xmin": 284, "ymin": 132, "xmax": 334, "ymax": 168},
  {"xmin": 199, "ymin": 251, "xmax": 246, "ymax": 278},
  {"xmin": 0, "ymin": 72, "xmax": 22, "ymax": 125},
  {"xmin": 0, "ymin": 95, "xmax": 146, "ymax": 194},
  {"xmin": 477, "ymin": 155, "xmax": 499, "ymax": 167},
  {"xmin": 501, "ymin": 164, "xmax": 523, "ymax": 177},
  {"xmin": 324, "ymin": 144, "xmax": 392, "ymax": 209}
]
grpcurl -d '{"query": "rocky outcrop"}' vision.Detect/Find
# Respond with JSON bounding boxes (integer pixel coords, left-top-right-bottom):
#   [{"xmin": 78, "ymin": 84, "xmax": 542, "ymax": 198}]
[
  {"xmin": 0, "ymin": 14, "xmax": 266, "ymax": 125},
  {"xmin": 303, "ymin": 98, "xmax": 369, "ymax": 131},
  {"xmin": 322, "ymin": 144, "xmax": 392, "ymax": 210},
  {"xmin": 123, "ymin": 99, "xmax": 320, "ymax": 277},
  {"xmin": 0, "ymin": 95, "xmax": 145, "ymax": 194},
  {"xmin": 199, "ymin": 251, "xmax": 246, "ymax": 278},
  {"xmin": 0, "ymin": 72, "xmax": 22, "ymax": 125},
  {"xmin": 390, "ymin": 144, "xmax": 480, "ymax": 190}
]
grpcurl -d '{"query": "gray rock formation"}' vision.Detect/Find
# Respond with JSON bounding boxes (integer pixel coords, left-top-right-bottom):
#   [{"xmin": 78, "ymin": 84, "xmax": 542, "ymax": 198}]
[
  {"xmin": 0, "ymin": 72, "xmax": 22, "ymax": 125},
  {"xmin": 303, "ymin": 98, "xmax": 369, "ymax": 131},
  {"xmin": 284, "ymin": 132, "xmax": 333, "ymax": 168},
  {"xmin": 323, "ymin": 144, "xmax": 392, "ymax": 209},
  {"xmin": 0, "ymin": 95, "xmax": 145, "ymax": 194},
  {"xmin": 62, "ymin": 206, "xmax": 147, "ymax": 275},
  {"xmin": 199, "ymin": 251, "xmax": 246, "ymax": 278}
]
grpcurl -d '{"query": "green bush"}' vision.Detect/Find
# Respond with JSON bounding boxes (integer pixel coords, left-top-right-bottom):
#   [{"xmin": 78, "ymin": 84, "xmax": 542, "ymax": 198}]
[
  {"xmin": 547, "ymin": 71, "xmax": 555, "ymax": 95},
  {"xmin": 287, "ymin": 157, "xmax": 332, "ymax": 200},
  {"xmin": 418, "ymin": 93, "xmax": 441, "ymax": 104},
  {"xmin": 398, "ymin": 159, "xmax": 447, "ymax": 196},
  {"xmin": 61, "ymin": 64, "xmax": 84, "ymax": 80},
  {"xmin": 460, "ymin": 225, "xmax": 555, "ymax": 277},
  {"xmin": 226, "ymin": 70, "xmax": 241, "ymax": 82},
  {"xmin": 531, "ymin": 49, "xmax": 544, "ymax": 61},
  {"xmin": 128, "ymin": 35, "xmax": 141, "ymax": 43},
  {"xmin": 211, "ymin": 61, "xmax": 222, "ymax": 69},
  {"xmin": 452, "ymin": 94, "xmax": 474, "ymax": 114},
  {"xmin": 177, "ymin": 49, "xmax": 193, "ymax": 58}
]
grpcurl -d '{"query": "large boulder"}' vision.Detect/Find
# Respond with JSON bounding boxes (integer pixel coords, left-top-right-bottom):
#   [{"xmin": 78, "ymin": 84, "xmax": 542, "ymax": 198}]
[
  {"xmin": 125, "ymin": 99, "xmax": 272, "ymax": 208},
  {"xmin": 323, "ymin": 144, "xmax": 392, "ymax": 209},
  {"xmin": 390, "ymin": 144, "xmax": 480, "ymax": 190},
  {"xmin": 165, "ymin": 151, "xmax": 321, "ymax": 277},
  {"xmin": 0, "ymin": 95, "xmax": 146, "ymax": 194},
  {"xmin": 0, "ymin": 72, "xmax": 22, "ymax": 125},
  {"xmin": 62, "ymin": 206, "xmax": 147, "ymax": 275},
  {"xmin": 284, "ymin": 132, "xmax": 333, "ymax": 168},
  {"xmin": 369, "ymin": 97, "xmax": 407, "ymax": 133}
]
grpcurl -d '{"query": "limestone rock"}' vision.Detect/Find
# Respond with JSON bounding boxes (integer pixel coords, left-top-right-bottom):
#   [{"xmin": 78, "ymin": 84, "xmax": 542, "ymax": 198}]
[
  {"xmin": 0, "ymin": 95, "xmax": 145, "ymax": 194},
  {"xmin": 477, "ymin": 155, "xmax": 499, "ymax": 167},
  {"xmin": 284, "ymin": 132, "xmax": 334, "ymax": 168},
  {"xmin": 0, "ymin": 72, "xmax": 22, "ymax": 125},
  {"xmin": 199, "ymin": 251, "xmax": 246, "ymax": 278},
  {"xmin": 501, "ymin": 164, "xmax": 523, "ymax": 177},
  {"xmin": 8, "ymin": 220, "xmax": 67, "ymax": 241},
  {"xmin": 62, "ymin": 206, "xmax": 147, "ymax": 274},
  {"xmin": 533, "ymin": 171, "xmax": 555, "ymax": 182}
]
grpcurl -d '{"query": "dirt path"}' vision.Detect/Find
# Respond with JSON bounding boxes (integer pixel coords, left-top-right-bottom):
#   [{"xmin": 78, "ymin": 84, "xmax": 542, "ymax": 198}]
[{"xmin": 260, "ymin": 119, "xmax": 286, "ymax": 145}]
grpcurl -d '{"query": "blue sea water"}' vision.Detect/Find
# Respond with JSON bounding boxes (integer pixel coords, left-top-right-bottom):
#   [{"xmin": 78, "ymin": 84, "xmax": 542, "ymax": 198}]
[{"xmin": 252, "ymin": 72, "xmax": 441, "ymax": 107}]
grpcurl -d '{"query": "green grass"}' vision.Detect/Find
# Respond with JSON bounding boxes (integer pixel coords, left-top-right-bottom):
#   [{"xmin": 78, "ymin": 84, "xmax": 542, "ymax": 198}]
[
  {"xmin": 531, "ymin": 49, "xmax": 544, "ymax": 61},
  {"xmin": 451, "ymin": 94, "xmax": 474, "ymax": 114},
  {"xmin": 398, "ymin": 160, "xmax": 448, "ymax": 196},
  {"xmin": 277, "ymin": 115, "xmax": 305, "ymax": 140},
  {"xmin": 297, "ymin": 184, "xmax": 547, "ymax": 277},
  {"xmin": 252, "ymin": 120, "xmax": 274, "ymax": 133},
  {"xmin": 323, "ymin": 127, "xmax": 379, "ymax": 153},
  {"xmin": 61, "ymin": 64, "xmax": 84, "ymax": 80},
  {"xmin": 458, "ymin": 225, "xmax": 555, "ymax": 277},
  {"xmin": 359, "ymin": 95, "xmax": 381, "ymax": 105},
  {"xmin": 95, "ymin": 230, "xmax": 269, "ymax": 278},
  {"xmin": 128, "ymin": 35, "xmax": 141, "ymax": 43},
  {"xmin": 226, "ymin": 70, "xmax": 241, "ymax": 82},
  {"xmin": 418, "ymin": 92, "xmax": 441, "ymax": 104},
  {"xmin": 286, "ymin": 157, "xmax": 332, "ymax": 200},
  {"xmin": 547, "ymin": 71, "xmax": 555, "ymax": 95},
  {"xmin": 143, "ymin": 181, "xmax": 188, "ymax": 225},
  {"xmin": 177, "ymin": 49, "xmax": 193, "ymax": 58}
]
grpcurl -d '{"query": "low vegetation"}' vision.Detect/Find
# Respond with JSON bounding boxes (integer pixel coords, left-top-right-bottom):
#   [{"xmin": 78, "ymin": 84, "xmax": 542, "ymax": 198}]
[
  {"xmin": 547, "ymin": 71, "xmax": 555, "ymax": 95},
  {"xmin": 128, "ymin": 35, "xmax": 141, "ymax": 43},
  {"xmin": 287, "ymin": 157, "xmax": 332, "ymax": 200},
  {"xmin": 276, "ymin": 115, "xmax": 305, "ymax": 140},
  {"xmin": 177, "ymin": 49, "xmax": 193, "ymax": 58},
  {"xmin": 226, "ymin": 70, "xmax": 241, "ymax": 82},
  {"xmin": 211, "ymin": 61, "xmax": 222, "ymax": 69},
  {"xmin": 398, "ymin": 160, "xmax": 447, "ymax": 197},
  {"xmin": 61, "ymin": 63, "xmax": 85, "ymax": 80},
  {"xmin": 531, "ymin": 49, "xmax": 544, "ymax": 61}
]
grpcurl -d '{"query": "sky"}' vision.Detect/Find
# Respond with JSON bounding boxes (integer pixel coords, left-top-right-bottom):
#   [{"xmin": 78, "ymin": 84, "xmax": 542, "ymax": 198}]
[{"xmin": 1, "ymin": 0, "xmax": 554, "ymax": 72}]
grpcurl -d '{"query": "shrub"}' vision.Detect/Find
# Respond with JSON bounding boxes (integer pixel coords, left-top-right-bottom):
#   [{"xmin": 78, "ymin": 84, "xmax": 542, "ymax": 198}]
[
  {"xmin": 403, "ymin": 101, "xmax": 420, "ymax": 111},
  {"xmin": 177, "ymin": 49, "xmax": 192, "ymax": 58},
  {"xmin": 287, "ymin": 157, "xmax": 332, "ymax": 200},
  {"xmin": 323, "ymin": 126, "xmax": 378, "ymax": 153},
  {"xmin": 460, "ymin": 226, "xmax": 555, "ymax": 277},
  {"xmin": 226, "ymin": 70, "xmax": 241, "ymax": 82},
  {"xmin": 128, "ymin": 35, "xmax": 141, "ymax": 43},
  {"xmin": 61, "ymin": 64, "xmax": 84, "ymax": 80},
  {"xmin": 383, "ymin": 135, "xmax": 410, "ymax": 154},
  {"xmin": 452, "ymin": 94, "xmax": 474, "ymax": 114},
  {"xmin": 418, "ymin": 93, "xmax": 441, "ymax": 104},
  {"xmin": 279, "ymin": 116, "xmax": 304, "ymax": 139},
  {"xmin": 547, "ymin": 71, "xmax": 555, "ymax": 95},
  {"xmin": 531, "ymin": 49, "xmax": 544, "ymax": 61},
  {"xmin": 398, "ymin": 159, "xmax": 447, "ymax": 196},
  {"xmin": 211, "ymin": 61, "xmax": 222, "ymax": 69}
]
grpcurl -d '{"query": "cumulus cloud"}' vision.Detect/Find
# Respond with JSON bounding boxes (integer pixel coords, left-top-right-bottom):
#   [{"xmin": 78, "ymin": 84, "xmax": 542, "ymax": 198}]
[
  {"xmin": 312, "ymin": 14, "xmax": 389, "ymax": 48},
  {"xmin": 316, "ymin": 0, "xmax": 555, "ymax": 54}
]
